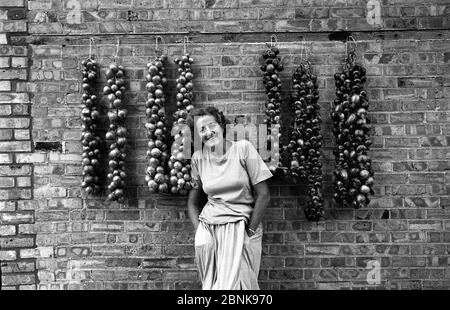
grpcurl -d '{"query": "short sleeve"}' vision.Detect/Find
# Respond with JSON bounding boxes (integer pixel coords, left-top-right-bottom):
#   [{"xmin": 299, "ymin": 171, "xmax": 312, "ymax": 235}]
[
  {"xmin": 243, "ymin": 140, "xmax": 273, "ymax": 186},
  {"xmin": 190, "ymin": 152, "xmax": 201, "ymax": 189}
]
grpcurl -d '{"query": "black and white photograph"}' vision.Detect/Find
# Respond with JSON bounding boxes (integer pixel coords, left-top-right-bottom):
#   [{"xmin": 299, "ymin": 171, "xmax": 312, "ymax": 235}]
[{"xmin": 0, "ymin": 0, "xmax": 449, "ymax": 297}]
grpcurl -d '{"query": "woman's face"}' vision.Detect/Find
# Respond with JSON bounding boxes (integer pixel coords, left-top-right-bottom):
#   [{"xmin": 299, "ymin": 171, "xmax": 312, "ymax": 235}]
[{"xmin": 196, "ymin": 114, "xmax": 224, "ymax": 148}]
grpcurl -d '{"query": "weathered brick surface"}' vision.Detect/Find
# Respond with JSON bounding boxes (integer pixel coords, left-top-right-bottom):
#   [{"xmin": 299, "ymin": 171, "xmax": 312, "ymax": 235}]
[
  {"xmin": 1, "ymin": 0, "xmax": 450, "ymax": 290},
  {"xmin": 24, "ymin": 0, "xmax": 450, "ymax": 34},
  {"xmin": 0, "ymin": 0, "xmax": 35, "ymax": 290}
]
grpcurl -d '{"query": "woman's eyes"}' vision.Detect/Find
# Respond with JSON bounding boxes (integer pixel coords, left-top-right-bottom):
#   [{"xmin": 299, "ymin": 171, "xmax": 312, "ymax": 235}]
[{"xmin": 200, "ymin": 122, "xmax": 218, "ymax": 133}]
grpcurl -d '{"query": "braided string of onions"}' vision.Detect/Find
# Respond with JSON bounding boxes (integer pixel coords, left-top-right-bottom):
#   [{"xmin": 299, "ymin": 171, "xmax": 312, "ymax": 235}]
[
  {"xmin": 168, "ymin": 53, "xmax": 194, "ymax": 195},
  {"xmin": 80, "ymin": 58, "xmax": 101, "ymax": 195},
  {"xmin": 331, "ymin": 51, "xmax": 374, "ymax": 209},
  {"xmin": 293, "ymin": 61, "xmax": 324, "ymax": 221},
  {"xmin": 104, "ymin": 63, "xmax": 128, "ymax": 203},
  {"xmin": 281, "ymin": 60, "xmax": 324, "ymax": 221},
  {"xmin": 145, "ymin": 55, "xmax": 170, "ymax": 193},
  {"xmin": 261, "ymin": 46, "xmax": 283, "ymax": 169}
]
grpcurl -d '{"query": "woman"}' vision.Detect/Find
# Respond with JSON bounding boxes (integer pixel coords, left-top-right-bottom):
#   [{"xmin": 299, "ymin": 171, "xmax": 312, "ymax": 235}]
[{"xmin": 187, "ymin": 106, "xmax": 272, "ymax": 290}]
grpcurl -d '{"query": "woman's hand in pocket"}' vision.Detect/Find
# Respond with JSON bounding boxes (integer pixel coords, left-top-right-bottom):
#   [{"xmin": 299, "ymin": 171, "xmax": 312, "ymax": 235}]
[{"xmin": 246, "ymin": 227, "xmax": 257, "ymax": 238}]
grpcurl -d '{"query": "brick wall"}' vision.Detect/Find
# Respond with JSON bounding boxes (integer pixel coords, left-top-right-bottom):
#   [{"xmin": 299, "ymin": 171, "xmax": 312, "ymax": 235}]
[
  {"xmin": 0, "ymin": 0, "xmax": 36, "ymax": 290},
  {"xmin": 0, "ymin": 0, "xmax": 449, "ymax": 290}
]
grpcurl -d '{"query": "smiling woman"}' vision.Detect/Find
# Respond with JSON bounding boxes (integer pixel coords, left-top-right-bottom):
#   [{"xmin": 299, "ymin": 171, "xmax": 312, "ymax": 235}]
[
  {"xmin": 186, "ymin": 106, "xmax": 273, "ymax": 290},
  {"xmin": 187, "ymin": 106, "xmax": 229, "ymax": 149}
]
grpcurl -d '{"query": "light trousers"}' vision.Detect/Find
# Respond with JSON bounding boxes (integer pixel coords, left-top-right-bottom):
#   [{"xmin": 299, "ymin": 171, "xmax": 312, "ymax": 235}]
[{"xmin": 194, "ymin": 220, "xmax": 263, "ymax": 290}]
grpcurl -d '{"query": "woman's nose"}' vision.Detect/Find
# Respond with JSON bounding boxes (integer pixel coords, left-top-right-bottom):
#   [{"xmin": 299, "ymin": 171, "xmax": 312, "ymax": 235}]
[{"xmin": 204, "ymin": 127, "xmax": 214, "ymax": 136}]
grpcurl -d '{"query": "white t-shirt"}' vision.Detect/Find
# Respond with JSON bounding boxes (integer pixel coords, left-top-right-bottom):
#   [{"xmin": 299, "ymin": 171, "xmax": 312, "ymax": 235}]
[{"xmin": 190, "ymin": 139, "xmax": 273, "ymax": 225}]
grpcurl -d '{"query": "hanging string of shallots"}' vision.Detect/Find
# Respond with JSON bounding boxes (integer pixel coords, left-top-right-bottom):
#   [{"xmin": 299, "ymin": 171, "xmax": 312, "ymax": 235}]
[
  {"xmin": 331, "ymin": 37, "xmax": 374, "ymax": 209},
  {"xmin": 145, "ymin": 37, "xmax": 170, "ymax": 193},
  {"xmin": 281, "ymin": 40, "xmax": 324, "ymax": 221},
  {"xmin": 261, "ymin": 35, "xmax": 283, "ymax": 169},
  {"xmin": 104, "ymin": 39, "xmax": 128, "ymax": 203},
  {"xmin": 169, "ymin": 37, "xmax": 194, "ymax": 195},
  {"xmin": 80, "ymin": 38, "xmax": 101, "ymax": 195}
]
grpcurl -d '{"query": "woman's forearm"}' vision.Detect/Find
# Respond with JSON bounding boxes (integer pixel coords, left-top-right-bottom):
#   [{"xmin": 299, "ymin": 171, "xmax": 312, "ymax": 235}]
[
  {"xmin": 188, "ymin": 205, "xmax": 200, "ymax": 229},
  {"xmin": 187, "ymin": 189, "xmax": 202, "ymax": 229},
  {"xmin": 248, "ymin": 192, "xmax": 270, "ymax": 231}
]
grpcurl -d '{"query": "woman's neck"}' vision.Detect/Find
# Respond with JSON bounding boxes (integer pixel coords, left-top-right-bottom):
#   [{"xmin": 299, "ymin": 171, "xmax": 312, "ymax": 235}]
[{"xmin": 208, "ymin": 139, "xmax": 232, "ymax": 157}]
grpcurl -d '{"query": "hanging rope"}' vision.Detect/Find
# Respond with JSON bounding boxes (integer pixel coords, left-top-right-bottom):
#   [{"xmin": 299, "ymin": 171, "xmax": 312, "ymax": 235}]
[
  {"xmin": 270, "ymin": 34, "xmax": 277, "ymax": 47},
  {"xmin": 183, "ymin": 36, "xmax": 189, "ymax": 54},
  {"xmin": 349, "ymin": 35, "xmax": 358, "ymax": 51},
  {"xmin": 300, "ymin": 37, "xmax": 308, "ymax": 63},
  {"xmin": 299, "ymin": 38, "xmax": 304, "ymax": 62},
  {"xmin": 305, "ymin": 40, "xmax": 309, "ymax": 62},
  {"xmin": 155, "ymin": 35, "xmax": 161, "ymax": 52},
  {"xmin": 299, "ymin": 38, "xmax": 313, "ymax": 74},
  {"xmin": 344, "ymin": 36, "xmax": 350, "ymax": 55},
  {"xmin": 349, "ymin": 35, "xmax": 358, "ymax": 66},
  {"xmin": 114, "ymin": 38, "xmax": 120, "ymax": 63},
  {"xmin": 344, "ymin": 35, "xmax": 358, "ymax": 69},
  {"xmin": 155, "ymin": 35, "xmax": 164, "ymax": 55},
  {"xmin": 89, "ymin": 38, "xmax": 95, "ymax": 60},
  {"xmin": 96, "ymin": 40, "xmax": 99, "ymax": 61}
]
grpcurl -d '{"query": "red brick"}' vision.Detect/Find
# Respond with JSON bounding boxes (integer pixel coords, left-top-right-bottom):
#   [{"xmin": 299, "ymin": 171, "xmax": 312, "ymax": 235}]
[
  {"xmin": 0, "ymin": 212, "xmax": 33, "ymax": 224},
  {"xmin": 0, "ymin": 236, "xmax": 34, "ymax": 248},
  {"xmin": 392, "ymin": 257, "xmax": 427, "ymax": 267},
  {"xmin": 305, "ymin": 245, "xmax": 340, "ymax": 256},
  {"xmin": 0, "ymin": 141, "xmax": 31, "ymax": 152},
  {"xmin": 409, "ymin": 173, "xmax": 445, "ymax": 184},
  {"xmin": 2, "ymin": 274, "xmax": 35, "ymax": 286},
  {"xmin": 385, "ymin": 137, "xmax": 420, "ymax": 148},
  {"xmin": 269, "ymin": 269, "xmax": 303, "ymax": 280},
  {"xmin": 106, "ymin": 210, "xmax": 141, "ymax": 221},
  {"xmin": 390, "ymin": 112, "xmax": 425, "ymax": 123},
  {"xmin": 0, "ymin": 225, "xmax": 16, "ymax": 236},
  {"xmin": 142, "ymin": 258, "xmax": 177, "ymax": 269},
  {"xmin": 0, "ymin": 176, "xmax": 14, "ymax": 187},
  {"xmin": 1, "ymin": 261, "xmax": 35, "ymax": 273},
  {"xmin": 0, "ymin": 117, "xmax": 29, "ymax": 128}
]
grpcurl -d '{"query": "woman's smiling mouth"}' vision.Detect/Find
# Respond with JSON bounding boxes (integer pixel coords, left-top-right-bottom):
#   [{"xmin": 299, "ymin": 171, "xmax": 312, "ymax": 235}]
[{"xmin": 205, "ymin": 135, "xmax": 216, "ymax": 143}]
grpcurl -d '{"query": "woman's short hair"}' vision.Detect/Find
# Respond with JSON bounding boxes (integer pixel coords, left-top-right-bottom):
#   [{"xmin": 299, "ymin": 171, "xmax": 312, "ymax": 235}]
[{"xmin": 187, "ymin": 106, "xmax": 230, "ymax": 136}]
